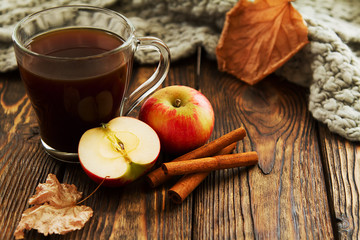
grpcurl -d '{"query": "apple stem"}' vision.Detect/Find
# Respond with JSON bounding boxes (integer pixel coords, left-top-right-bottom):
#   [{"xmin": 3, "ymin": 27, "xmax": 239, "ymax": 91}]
[
  {"xmin": 101, "ymin": 123, "xmax": 132, "ymax": 163},
  {"xmin": 174, "ymin": 98, "xmax": 182, "ymax": 108}
]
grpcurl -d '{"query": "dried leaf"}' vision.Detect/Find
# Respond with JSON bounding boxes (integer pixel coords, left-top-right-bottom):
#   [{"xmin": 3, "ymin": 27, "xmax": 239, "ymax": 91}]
[
  {"xmin": 28, "ymin": 173, "xmax": 82, "ymax": 207},
  {"xmin": 14, "ymin": 204, "xmax": 93, "ymax": 239},
  {"xmin": 14, "ymin": 174, "xmax": 93, "ymax": 239},
  {"xmin": 216, "ymin": 0, "xmax": 309, "ymax": 85}
]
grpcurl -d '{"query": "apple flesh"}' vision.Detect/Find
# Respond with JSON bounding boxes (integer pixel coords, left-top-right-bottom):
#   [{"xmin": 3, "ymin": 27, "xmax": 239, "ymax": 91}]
[
  {"xmin": 78, "ymin": 117, "xmax": 160, "ymax": 187},
  {"xmin": 139, "ymin": 85, "xmax": 214, "ymax": 155}
]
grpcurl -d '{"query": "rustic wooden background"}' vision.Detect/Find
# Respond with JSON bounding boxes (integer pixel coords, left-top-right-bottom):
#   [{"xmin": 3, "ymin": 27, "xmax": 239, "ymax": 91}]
[{"xmin": 0, "ymin": 51, "xmax": 359, "ymax": 239}]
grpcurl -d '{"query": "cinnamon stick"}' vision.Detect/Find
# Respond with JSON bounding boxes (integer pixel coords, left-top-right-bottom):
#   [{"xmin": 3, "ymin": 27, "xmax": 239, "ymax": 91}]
[
  {"xmin": 168, "ymin": 143, "xmax": 237, "ymax": 204},
  {"xmin": 162, "ymin": 152, "xmax": 258, "ymax": 176},
  {"xmin": 145, "ymin": 127, "xmax": 247, "ymax": 188}
]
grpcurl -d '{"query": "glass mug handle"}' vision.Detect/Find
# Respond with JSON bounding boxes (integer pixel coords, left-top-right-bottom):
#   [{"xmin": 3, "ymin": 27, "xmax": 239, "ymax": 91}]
[{"xmin": 121, "ymin": 37, "xmax": 170, "ymax": 116}]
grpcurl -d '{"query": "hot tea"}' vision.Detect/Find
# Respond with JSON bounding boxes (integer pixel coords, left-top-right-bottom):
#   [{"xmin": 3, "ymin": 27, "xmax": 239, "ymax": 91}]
[
  {"xmin": 13, "ymin": 6, "xmax": 170, "ymax": 161},
  {"xmin": 18, "ymin": 28, "xmax": 130, "ymax": 153}
]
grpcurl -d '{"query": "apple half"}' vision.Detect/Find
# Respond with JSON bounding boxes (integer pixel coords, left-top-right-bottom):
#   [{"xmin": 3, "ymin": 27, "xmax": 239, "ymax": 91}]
[{"xmin": 78, "ymin": 117, "xmax": 160, "ymax": 187}]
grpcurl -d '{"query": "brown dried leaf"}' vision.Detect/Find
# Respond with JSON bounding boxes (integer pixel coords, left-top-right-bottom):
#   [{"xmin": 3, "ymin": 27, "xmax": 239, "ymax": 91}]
[
  {"xmin": 216, "ymin": 0, "xmax": 309, "ymax": 85},
  {"xmin": 14, "ymin": 174, "xmax": 93, "ymax": 239},
  {"xmin": 14, "ymin": 204, "xmax": 93, "ymax": 239},
  {"xmin": 28, "ymin": 173, "xmax": 82, "ymax": 207}
]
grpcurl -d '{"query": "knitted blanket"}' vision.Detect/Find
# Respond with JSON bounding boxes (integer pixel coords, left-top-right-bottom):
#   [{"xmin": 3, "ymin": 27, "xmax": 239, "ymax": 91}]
[{"xmin": 1, "ymin": 0, "xmax": 360, "ymax": 142}]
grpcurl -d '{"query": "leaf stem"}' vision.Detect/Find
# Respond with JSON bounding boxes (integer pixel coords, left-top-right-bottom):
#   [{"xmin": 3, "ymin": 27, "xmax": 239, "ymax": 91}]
[{"xmin": 77, "ymin": 176, "xmax": 109, "ymax": 205}]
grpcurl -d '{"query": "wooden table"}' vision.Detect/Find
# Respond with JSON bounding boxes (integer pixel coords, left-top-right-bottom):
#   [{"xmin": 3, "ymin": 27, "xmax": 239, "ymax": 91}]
[{"xmin": 1, "ymin": 50, "xmax": 359, "ymax": 239}]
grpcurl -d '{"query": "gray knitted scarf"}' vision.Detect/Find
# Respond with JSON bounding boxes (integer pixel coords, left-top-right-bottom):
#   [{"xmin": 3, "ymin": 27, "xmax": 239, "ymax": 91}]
[{"xmin": 1, "ymin": 0, "xmax": 360, "ymax": 141}]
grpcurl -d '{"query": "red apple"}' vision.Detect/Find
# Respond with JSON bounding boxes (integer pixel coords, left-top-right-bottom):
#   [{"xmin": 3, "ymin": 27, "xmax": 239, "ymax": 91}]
[
  {"xmin": 139, "ymin": 85, "xmax": 214, "ymax": 155},
  {"xmin": 78, "ymin": 117, "xmax": 160, "ymax": 187}
]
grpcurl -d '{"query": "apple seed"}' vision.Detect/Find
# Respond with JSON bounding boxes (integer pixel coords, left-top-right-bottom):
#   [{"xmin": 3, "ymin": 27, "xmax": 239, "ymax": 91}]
[{"xmin": 101, "ymin": 123, "xmax": 131, "ymax": 163}]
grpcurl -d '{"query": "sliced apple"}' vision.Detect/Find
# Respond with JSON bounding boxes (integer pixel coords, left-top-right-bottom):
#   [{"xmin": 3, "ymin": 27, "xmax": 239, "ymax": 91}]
[{"xmin": 78, "ymin": 116, "xmax": 160, "ymax": 187}]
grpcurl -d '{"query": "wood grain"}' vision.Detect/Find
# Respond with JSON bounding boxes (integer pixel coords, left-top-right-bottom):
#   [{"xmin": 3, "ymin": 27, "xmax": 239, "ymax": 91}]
[
  {"xmin": 1, "ymin": 53, "xmax": 359, "ymax": 239},
  {"xmin": 193, "ymin": 58, "xmax": 334, "ymax": 239},
  {"xmin": 0, "ymin": 71, "xmax": 63, "ymax": 240},
  {"xmin": 319, "ymin": 124, "xmax": 360, "ymax": 239}
]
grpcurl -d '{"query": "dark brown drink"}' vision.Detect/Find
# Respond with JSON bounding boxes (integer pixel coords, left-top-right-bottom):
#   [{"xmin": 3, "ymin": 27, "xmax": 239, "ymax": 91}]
[{"xmin": 17, "ymin": 28, "xmax": 131, "ymax": 153}]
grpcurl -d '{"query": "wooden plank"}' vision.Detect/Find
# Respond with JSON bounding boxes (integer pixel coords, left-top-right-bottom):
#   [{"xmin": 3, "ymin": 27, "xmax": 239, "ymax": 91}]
[
  {"xmin": 0, "ymin": 71, "xmax": 63, "ymax": 240},
  {"xmin": 4, "ymin": 53, "xmax": 357, "ymax": 240},
  {"xmin": 318, "ymin": 124, "xmax": 360, "ymax": 239},
  {"xmin": 193, "ymin": 57, "xmax": 334, "ymax": 239}
]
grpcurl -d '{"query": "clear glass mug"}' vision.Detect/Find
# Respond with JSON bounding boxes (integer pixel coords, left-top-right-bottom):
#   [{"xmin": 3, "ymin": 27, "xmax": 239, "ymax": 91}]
[{"xmin": 12, "ymin": 6, "xmax": 170, "ymax": 163}]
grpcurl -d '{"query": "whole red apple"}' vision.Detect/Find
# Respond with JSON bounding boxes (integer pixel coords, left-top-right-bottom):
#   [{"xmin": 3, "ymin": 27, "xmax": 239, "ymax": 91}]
[{"xmin": 139, "ymin": 85, "xmax": 214, "ymax": 155}]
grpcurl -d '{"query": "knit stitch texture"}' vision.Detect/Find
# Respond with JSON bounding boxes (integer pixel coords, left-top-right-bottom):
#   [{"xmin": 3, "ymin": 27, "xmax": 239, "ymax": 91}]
[{"xmin": 1, "ymin": 0, "xmax": 359, "ymax": 141}]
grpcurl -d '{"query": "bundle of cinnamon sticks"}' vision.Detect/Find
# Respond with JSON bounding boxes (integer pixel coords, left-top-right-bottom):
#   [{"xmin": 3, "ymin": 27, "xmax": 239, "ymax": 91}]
[{"xmin": 145, "ymin": 127, "xmax": 259, "ymax": 204}]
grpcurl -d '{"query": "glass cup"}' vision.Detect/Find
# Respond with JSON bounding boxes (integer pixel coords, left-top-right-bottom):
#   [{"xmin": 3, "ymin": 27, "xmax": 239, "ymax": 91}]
[{"xmin": 12, "ymin": 6, "xmax": 170, "ymax": 163}]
